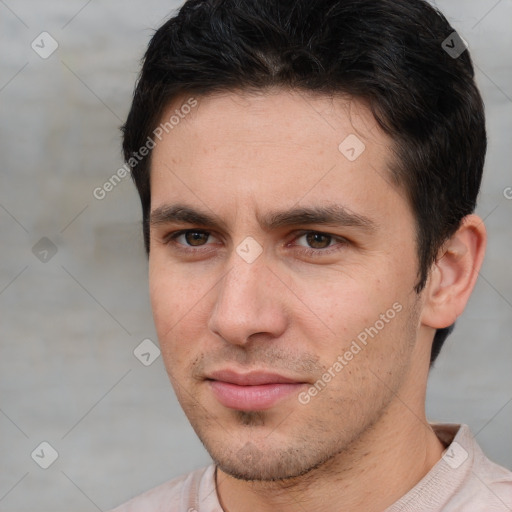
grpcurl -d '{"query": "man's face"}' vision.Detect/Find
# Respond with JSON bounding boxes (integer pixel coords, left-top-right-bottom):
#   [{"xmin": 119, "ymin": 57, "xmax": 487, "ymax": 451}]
[{"xmin": 148, "ymin": 90, "xmax": 425, "ymax": 481}]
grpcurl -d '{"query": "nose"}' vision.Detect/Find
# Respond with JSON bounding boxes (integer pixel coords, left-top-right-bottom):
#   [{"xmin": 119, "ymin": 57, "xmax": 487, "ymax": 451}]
[{"xmin": 207, "ymin": 254, "xmax": 288, "ymax": 346}]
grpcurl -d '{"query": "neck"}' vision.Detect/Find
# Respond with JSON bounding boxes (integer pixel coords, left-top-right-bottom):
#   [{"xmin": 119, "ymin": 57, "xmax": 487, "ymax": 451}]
[{"xmin": 216, "ymin": 393, "xmax": 445, "ymax": 512}]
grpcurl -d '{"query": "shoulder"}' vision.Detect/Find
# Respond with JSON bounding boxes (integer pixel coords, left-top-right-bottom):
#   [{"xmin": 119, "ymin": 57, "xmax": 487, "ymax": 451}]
[
  {"xmin": 107, "ymin": 464, "xmax": 216, "ymax": 512},
  {"xmin": 388, "ymin": 424, "xmax": 512, "ymax": 512},
  {"xmin": 448, "ymin": 425, "xmax": 512, "ymax": 511}
]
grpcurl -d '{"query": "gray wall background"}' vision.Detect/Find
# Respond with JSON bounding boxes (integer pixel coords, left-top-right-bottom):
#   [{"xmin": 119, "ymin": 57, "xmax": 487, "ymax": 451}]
[{"xmin": 0, "ymin": 1, "xmax": 511, "ymax": 511}]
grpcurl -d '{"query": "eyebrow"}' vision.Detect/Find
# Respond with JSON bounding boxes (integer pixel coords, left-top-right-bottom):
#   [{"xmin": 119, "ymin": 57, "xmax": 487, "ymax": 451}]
[{"xmin": 150, "ymin": 203, "xmax": 377, "ymax": 233}]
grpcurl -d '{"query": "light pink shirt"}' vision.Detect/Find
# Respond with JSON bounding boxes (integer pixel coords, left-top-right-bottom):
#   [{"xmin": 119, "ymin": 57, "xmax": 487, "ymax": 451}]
[{"xmin": 109, "ymin": 424, "xmax": 512, "ymax": 511}]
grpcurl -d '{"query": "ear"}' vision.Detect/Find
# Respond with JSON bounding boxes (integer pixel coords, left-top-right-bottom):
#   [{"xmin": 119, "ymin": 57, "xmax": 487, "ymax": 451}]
[{"xmin": 420, "ymin": 214, "xmax": 487, "ymax": 329}]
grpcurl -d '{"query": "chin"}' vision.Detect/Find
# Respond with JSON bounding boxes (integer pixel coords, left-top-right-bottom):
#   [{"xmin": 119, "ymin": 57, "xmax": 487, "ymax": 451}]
[{"xmin": 205, "ymin": 435, "xmax": 338, "ymax": 482}]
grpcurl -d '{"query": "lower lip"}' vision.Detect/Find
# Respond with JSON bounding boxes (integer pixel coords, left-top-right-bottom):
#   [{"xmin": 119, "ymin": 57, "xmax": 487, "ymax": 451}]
[{"xmin": 208, "ymin": 381, "xmax": 305, "ymax": 410}]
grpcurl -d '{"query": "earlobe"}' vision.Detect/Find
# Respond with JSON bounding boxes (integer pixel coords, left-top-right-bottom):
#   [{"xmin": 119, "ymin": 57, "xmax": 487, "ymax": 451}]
[{"xmin": 420, "ymin": 214, "xmax": 487, "ymax": 329}]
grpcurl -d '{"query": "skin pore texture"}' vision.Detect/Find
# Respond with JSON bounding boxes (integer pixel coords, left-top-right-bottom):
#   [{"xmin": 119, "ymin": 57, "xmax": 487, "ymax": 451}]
[{"xmin": 147, "ymin": 89, "xmax": 486, "ymax": 512}]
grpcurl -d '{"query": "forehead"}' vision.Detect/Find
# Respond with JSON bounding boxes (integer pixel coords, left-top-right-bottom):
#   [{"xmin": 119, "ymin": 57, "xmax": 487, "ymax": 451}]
[
  {"xmin": 156, "ymin": 89, "xmax": 384, "ymax": 153},
  {"xmin": 149, "ymin": 89, "xmax": 409, "ymax": 227}
]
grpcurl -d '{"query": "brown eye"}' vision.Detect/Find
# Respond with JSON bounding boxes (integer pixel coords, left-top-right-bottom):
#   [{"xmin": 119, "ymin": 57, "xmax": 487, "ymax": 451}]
[
  {"xmin": 292, "ymin": 231, "xmax": 348, "ymax": 258},
  {"xmin": 184, "ymin": 231, "xmax": 209, "ymax": 246},
  {"xmin": 304, "ymin": 232, "xmax": 333, "ymax": 249}
]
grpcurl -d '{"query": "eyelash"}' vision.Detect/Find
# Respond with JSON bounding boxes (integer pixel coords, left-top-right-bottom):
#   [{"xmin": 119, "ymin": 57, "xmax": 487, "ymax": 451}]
[{"xmin": 164, "ymin": 229, "xmax": 348, "ymax": 258}]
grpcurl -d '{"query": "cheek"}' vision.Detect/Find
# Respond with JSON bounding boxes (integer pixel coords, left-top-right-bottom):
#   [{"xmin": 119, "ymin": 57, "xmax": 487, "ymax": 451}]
[
  {"xmin": 312, "ymin": 303, "xmax": 416, "ymax": 413},
  {"xmin": 149, "ymin": 263, "xmax": 186, "ymax": 347},
  {"xmin": 292, "ymin": 267, "xmax": 415, "ymax": 375},
  {"xmin": 149, "ymin": 259, "xmax": 213, "ymax": 368},
  {"xmin": 149, "ymin": 255, "xmax": 202, "ymax": 327},
  {"xmin": 292, "ymin": 268, "xmax": 396, "ymax": 331}
]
